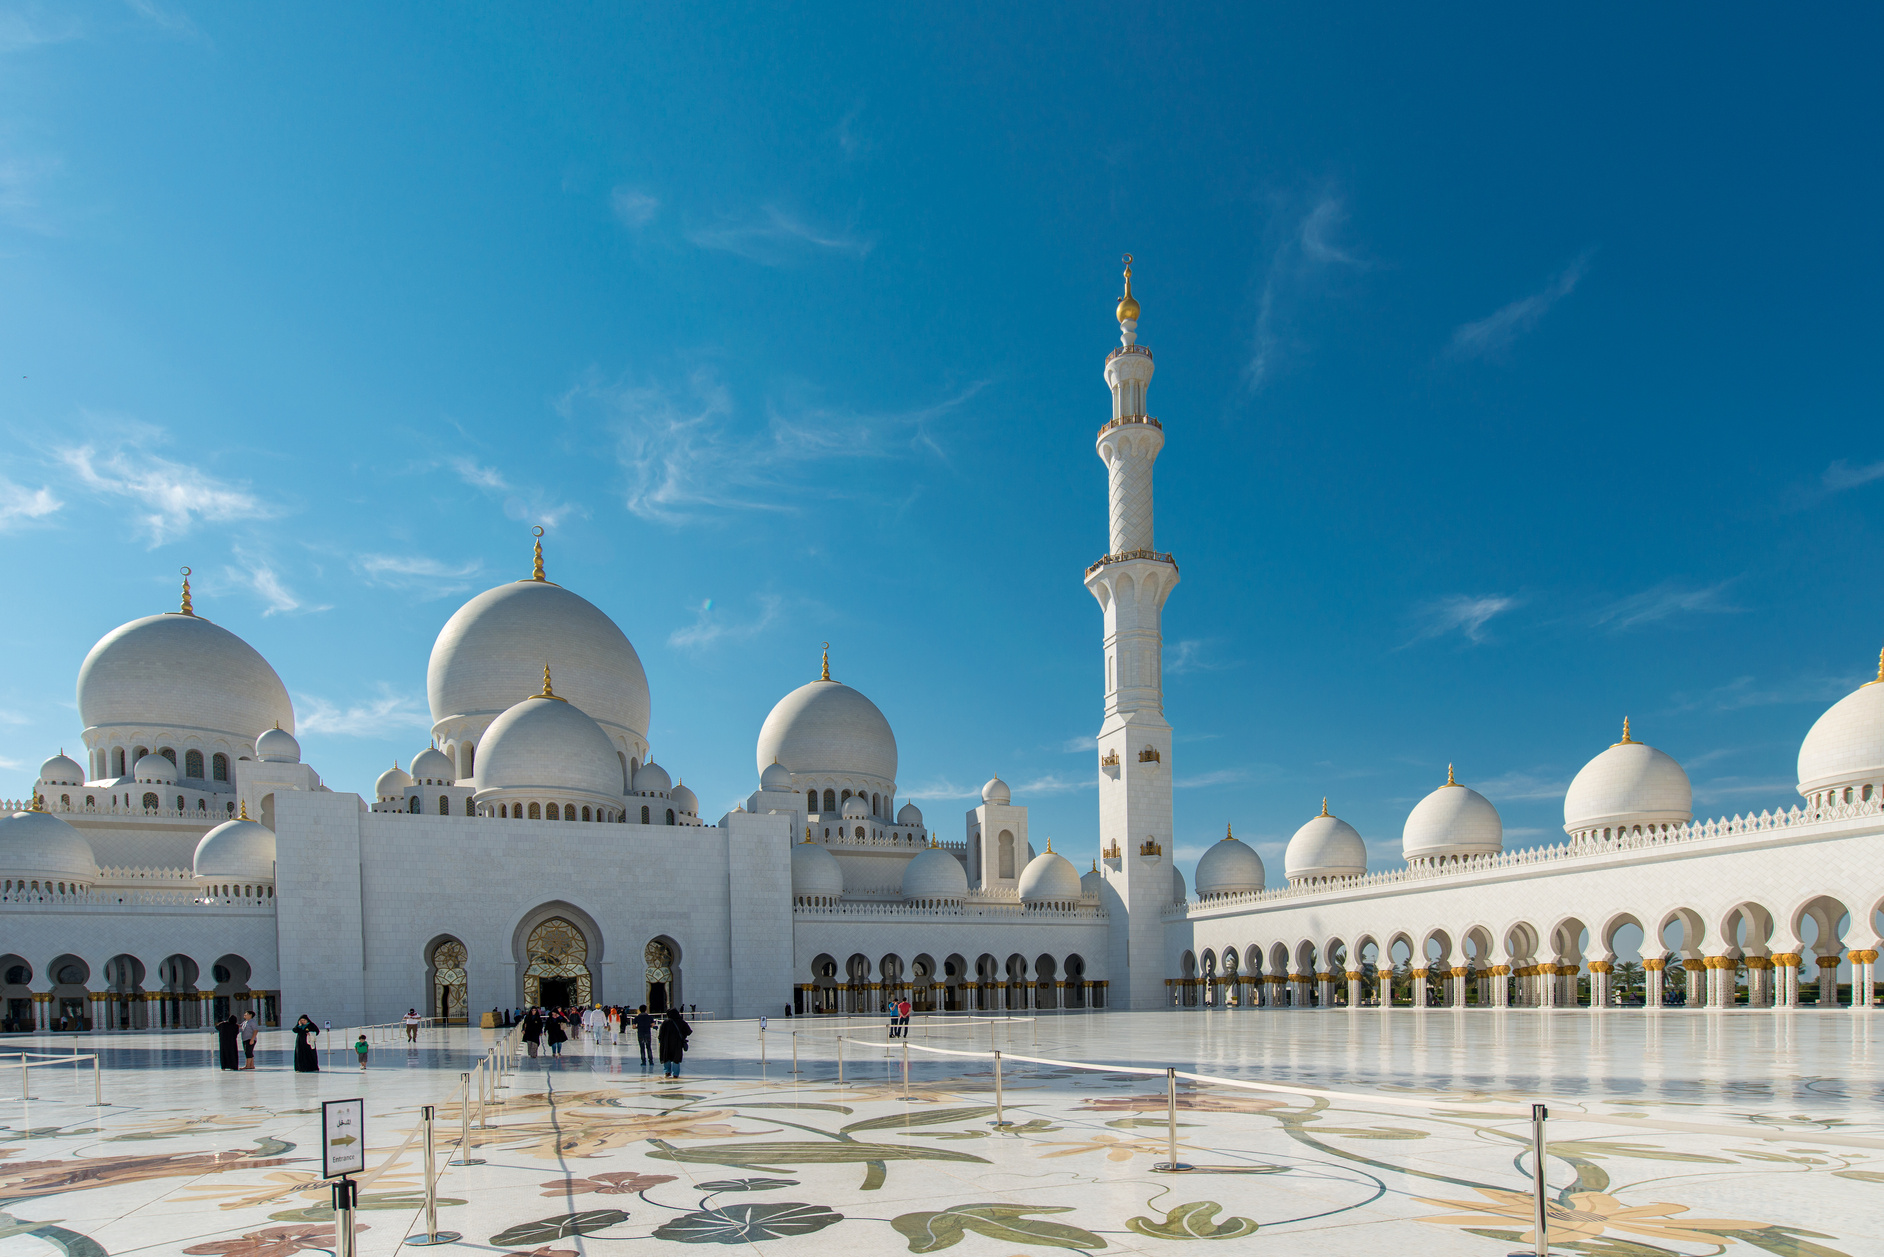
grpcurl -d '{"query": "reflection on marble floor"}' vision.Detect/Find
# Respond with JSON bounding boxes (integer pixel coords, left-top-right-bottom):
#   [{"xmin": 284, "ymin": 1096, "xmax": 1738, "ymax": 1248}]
[{"xmin": 1, "ymin": 1009, "xmax": 1881, "ymax": 1256}]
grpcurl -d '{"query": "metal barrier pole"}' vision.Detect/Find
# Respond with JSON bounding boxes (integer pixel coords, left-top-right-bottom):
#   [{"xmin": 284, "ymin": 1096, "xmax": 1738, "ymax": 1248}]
[
  {"xmin": 93, "ymin": 1055, "xmax": 101, "ymax": 1105},
  {"xmin": 449, "ymin": 1073, "xmax": 484, "ymax": 1165},
  {"xmin": 837, "ymin": 1036, "xmax": 844, "ymax": 1084},
  {"xmin": 408, "ymin": 1104, "xmax": 462, "ymax": 1245},
  {"xmin": 1153, "ymin": 1068, "xmax": 1192, "ymax": 1171},
  {"xmin": 901, "ymin": 1038, "xmax": 909, "ymax": 1093},
  {"xmin": 792, "ymin": 1033, "xmax": 799, "ymax": 1075},
  {"xmin": 1511, "ymin": 1104, "xmax": 1549, "ymax": 1257},
  {"xmin": 332, "ymin": 1176, "xmax": 358, "ymax": 1257},
  {"xmin": 20, "ymin": 1057, "xmax": 27, "ymax": 1102},
  {"xmin": 992, "ymin": 1050, "xmax": 1005, "ymax": 1127},
  {"xmin": 477, "ymin": 1060, "xmax": 488, "ymax": 1128}
]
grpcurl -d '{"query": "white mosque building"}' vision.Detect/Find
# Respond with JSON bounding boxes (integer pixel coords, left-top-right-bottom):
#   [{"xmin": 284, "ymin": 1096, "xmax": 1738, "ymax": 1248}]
[{"xmin": 4, "ymin": 264, "xmax": 1884, "ymax": 1031}]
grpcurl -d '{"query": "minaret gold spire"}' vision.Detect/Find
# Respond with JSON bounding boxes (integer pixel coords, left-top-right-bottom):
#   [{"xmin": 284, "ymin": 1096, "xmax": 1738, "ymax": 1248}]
[
  {"xmin": 539, "ymin": 664, "xmax": 565, "ymax": 701},
  {"xmin": 1615, "ymin": 717, "xmax": 1636, "ymax": 746},
  {"xmin": 1874, "ymin": 645, "xmax": 1884, "ymax": 686},
  {"xmin": 239, "ymin": 799, "xmax": 249, "ymax": 820},
  {"xmin": 28, "ymin": 791, "xmax": 43, "ymax": 812},
  {"xmin": 1445, "ymin": 763, "xmax": 1457, "ymax": 787},
  {"xmin": 1224, "ymin": 822, "xmax": 1234, "ymax": 841},
  {"xmin": 1116, "ymin": 254, "xmax": 1140, "ymax": 325},
  {"xmin": 179, "ymin": 566, "xmax": 194, "ymax": 616},
  {"xmin": 531, "ymin": 526, "xmax": 546, "ymax": 581},
  {"xmin": 1320, "ymin": 797, "xmax": 1330, "ymax": 817},
  {"xmin": 820, "ymin": 642, "xmax": 831, "ymax": 681}
]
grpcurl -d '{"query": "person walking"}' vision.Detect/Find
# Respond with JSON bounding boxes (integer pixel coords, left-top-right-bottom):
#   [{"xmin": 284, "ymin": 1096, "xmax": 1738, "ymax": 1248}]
[
  {"xmin": 657, "ymin": 1007, "xmax": 691, "ymax": 1078},
  {"xmin": 291, "ymin": 1015, "xmax": 320, "ymax": 1072},
  {"xmin": 215, "ymin": 1013, "xmax": 240, "ymax": 1070},
  {"xmin": 403, "ymin": 1008, "xmax": 420, "ymax": 1042},
  {"xmin": 633, "ymin": 1005, "xmax": 655, "ymax": 1067},
  {"xmin": 546, "ymin": 1014, "xmax": 567, "ymax": 1058},
  {"xmin": 521, "ymin": 1010, "xmax": 542, "ymax": 1058},
  {"xmin": 239, "ymin": 1011, "xmax": 259, "ymax": 1069},
  {"xmin": 354, "ymin": 1034, "xmax": 370, "ymax": 1071},
  {"xmin": 898, "ymin": 996, "xmax": 912, "ymax": 1038}
]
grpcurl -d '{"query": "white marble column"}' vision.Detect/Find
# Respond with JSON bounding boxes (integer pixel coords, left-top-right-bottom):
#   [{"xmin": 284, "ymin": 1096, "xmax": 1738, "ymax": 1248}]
[
  {"xmin": 1644, "ymin": 959, "xmax": 1665, "ymax": 1009},
  {"xmin": 1589, "ymin": 962, "xmax": 1612, "ymax": 1010},
  {"xmin": 1850, "ymin": 951, "xmax": 1877, "ymax": 1010},
  {"xmin": 1346, "ymin": 971, "xmax": 1363, "ymax": 1009}
]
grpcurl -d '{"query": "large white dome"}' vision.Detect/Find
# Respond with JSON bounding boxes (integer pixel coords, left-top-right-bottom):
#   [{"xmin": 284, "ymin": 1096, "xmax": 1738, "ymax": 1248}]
[
  {"xmin": 194, "ymin": 816, "xmax": 276, "ymax": 883},
  {"xmin": 1798, "ymin": 668, "xmax": 1884, "ymax": 797},
  {"xmin": 790, "ymin": 839, "xmax": 844, "ymax": 900},
  {"xmin": 1564, "ymin": 725, "xmax": 1692, "ymax": 836},
  {"xmin": 1403, "ymin": 768, "xmax": 1503, "ymax": 862},
  {"xmin": 1285, "ymin": 807, "xmax": 1368, "ymax": 883},
  {"xmin": 0, "ymin": 809, "xmax": 98, "ymax": 884},
  {"xmin": 474, "ymin": 694, "xmax": 626, "ymax": 800},
  {"xmin": 1195, "ymin": 828, "xmax": 1265, "ymax": 897},
  {"xmin": 755, "ymin": 678, "xmax": 897, "ymax": 783},
  {"xmin": 429, "ymin": 579, "xmax": 650, "ymax": 749},
  {"xmin": 77, "ymin": 612, "xmax": 293, "ymax": 741},
  {"xmin": 1018, "ymin": 848, "xmax": 1082, "ymax": 905},
  {"xmin": 903, "ymin": 844, "xmax": 969, "ymax": 901}
]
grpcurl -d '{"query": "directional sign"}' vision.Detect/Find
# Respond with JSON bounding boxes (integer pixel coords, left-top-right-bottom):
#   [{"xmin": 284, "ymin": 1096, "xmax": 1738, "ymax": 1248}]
[{"xmin": 322, "ymin": 1098, "xmax": 366, "ymax": 1178}]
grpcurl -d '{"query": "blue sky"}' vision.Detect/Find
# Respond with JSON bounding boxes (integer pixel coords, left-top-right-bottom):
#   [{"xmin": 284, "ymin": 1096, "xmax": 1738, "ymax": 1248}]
[{"xmin": 2, "ymin": 5, "xmax": 1881, "ymax": 890}]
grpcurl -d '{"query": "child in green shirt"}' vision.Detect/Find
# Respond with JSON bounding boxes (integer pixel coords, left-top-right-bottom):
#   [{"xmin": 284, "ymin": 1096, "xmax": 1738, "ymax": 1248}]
[{"xmin": 355, "ymin": 1035, "xmax": 369, "ymax": 1070}]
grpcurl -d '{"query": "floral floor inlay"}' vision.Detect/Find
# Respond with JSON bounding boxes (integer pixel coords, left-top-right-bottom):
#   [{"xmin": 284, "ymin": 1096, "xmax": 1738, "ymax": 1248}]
[{"xmin": 0, "ymin": 1009, "xmax": 1878, "ymax": 1254}]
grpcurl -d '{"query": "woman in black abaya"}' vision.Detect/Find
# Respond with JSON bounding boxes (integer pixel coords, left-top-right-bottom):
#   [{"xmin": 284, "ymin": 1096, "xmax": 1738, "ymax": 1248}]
[
  {"xmin": 292, "ymin": 1014, "xmax": 320, "ymax": 1072},
  {"xmin": 215, "ymin": 1014, "xmax": 240, "ymax": 1070}
]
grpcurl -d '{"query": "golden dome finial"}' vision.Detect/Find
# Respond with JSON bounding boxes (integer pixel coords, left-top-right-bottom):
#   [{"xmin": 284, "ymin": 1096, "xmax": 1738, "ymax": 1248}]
[
  {"xmin": 1320, "ymin": 797, "xmax": 1330, "ymax": 817},
  {"xmin": 1445, "ymin": 763, "xmax": 1457, "ymax": 787},
  {"xmin": 1116, "ymin": 253, "xmax": 1140, "ymax": 325},
  {"xmin": 820, "ymin": 641, "xmax": 831, "ymax": 682},
  {"xmin": 531, "ymin": 526, "xmax": 546, "ymax": 581},
  {"xmin": 28, "ymin": 792, "xmax": 43, "ymax": 812},
  {"xmin": 539, "ymin": 664, "xmax": 565, "ymax": 701},
  {"xmin": 238, "ymin": 798, "xmax": 249, "ymax": 820},
  {"xmin": 1224, "ymin": 822, "xmax": 1234, "ymax": 842},
  {"xmin": 1875, "ymin": 645, "xmax": 1884, "ymax": 685},
  {"xmin": 804, "ymin": 825, "xmax": 813, "ymax": 844},
  {"xmin": 1616, "ymin": 716, "xmax": 1635, "ymax": 746},
  {"xmin": 179, "ymin": 566, "xmax": 194, "ymax": 616}
]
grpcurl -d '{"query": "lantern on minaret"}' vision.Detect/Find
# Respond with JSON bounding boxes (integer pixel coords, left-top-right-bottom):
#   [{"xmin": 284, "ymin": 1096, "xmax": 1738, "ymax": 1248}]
[{"xmin": 1086, "ymin": 255, "xmax": 1181, "ymax": 1010}]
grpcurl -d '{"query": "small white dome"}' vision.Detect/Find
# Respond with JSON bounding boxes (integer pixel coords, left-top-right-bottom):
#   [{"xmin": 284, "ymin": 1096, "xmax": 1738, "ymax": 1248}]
[
  {"xmin": 409, "ymin": 747, "xmax": 455, "ymax": 784},
  {"xmin": 670, "ymin": 781, "xmax": 698, "ymax": 815},
  {"xmin": 902, "ymin": 844, "xmax": 968, "ymax": 900},
  {"xmin": 1403, "ymin": 768, "xmax": 1503, "ymax": 862},
  {"xmin": 78, "ymin": 611, "xmax": 294, "ymax": 744},
  {"xmin": 375, "ymin": 763, "xmax": 414, "ymax": 800},
  {"xmin": 1564, "ymin": 726, "xmax": 1692, "ymax": 836},
  {"xmin": 896, "ymin": 800, "xmax": 924, "ymax": 826},
  {"xmin": 1286, "ymin": 806, "xmax": 1368, "ymax": 882},
  {"xmin": 1018, "ymin": 848, "xmax": 1081, "ymax": 904},
  {"xmin": 841, "ymin": 794, "xmax": 870, "ymax": 819},
  {"xmin": 0, "ymin": 809, "xmax": 97, "ymax": 883},
  {"xmin": 474, "ymin": 694, "xmax": 625, "ymax": 801},
  {"xmin": 134, "ymin": 753, "xmax": 178, "ymax": 784},
  {"xmin": 760, "ymin": 760, "xmax": 794, "ymax": 791},
  {"xmin": 255, "ymin": 725, "xmax": 301, "ymax": 764},
  {"xmin": 1170, "ymin": 863, "xmax": 1187, "ymax": 903},
  {"xmin": 634, "ymin": 760, "xmax": 672, "ymax": 795},
  {"xmin": 1798, "ymin": 669, "xmax": 1884, "ymax": 796},
  {"xmin": 790, "ymin": 839, "xmax": 844, "ymax": 899},
  {"xmin": 756, "ymin": 677, "xmax": 897, "ymax": 783},
  {"xmin": 981, "ymin": 776, "xmax": 1011, "ymax": 805},
  {"xmin": 1080, "ymin": 863, "xmax": 1102, "ymax": 896},
  {"xmin": 1195, "ymin": 829, "xmax": 1265, "ymax": 897},
  {"xmin": 37, "ymin": 753, "xmax": 84, "ymax": 786},
  {"xmin": 193, "ymin": 816, "xmax": 276, "ymax": 883}
]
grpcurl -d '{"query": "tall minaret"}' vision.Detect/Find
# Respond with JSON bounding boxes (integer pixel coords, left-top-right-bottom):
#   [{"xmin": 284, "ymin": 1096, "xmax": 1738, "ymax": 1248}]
[{"xmin": 1088, "ymin": 256, "xmax": 1179, "ymax": 1011}]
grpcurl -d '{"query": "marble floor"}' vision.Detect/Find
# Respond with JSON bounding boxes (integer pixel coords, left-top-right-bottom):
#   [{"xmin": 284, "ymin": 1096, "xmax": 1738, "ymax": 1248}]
[{"xmin": 1, "ymin": 1009, "xmax": 1880, "ymax": 1256}]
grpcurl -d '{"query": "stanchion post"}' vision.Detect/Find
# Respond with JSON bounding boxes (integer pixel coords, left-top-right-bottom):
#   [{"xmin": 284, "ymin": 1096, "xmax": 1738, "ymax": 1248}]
[
  {"xmin": 901, "ymin": 1038, "xmax": 909, "ymax": 1094},
  {"xmin": 837, "ymin": 1036, "xmax": 845, "ymax": 1084},
  {"xmin": 93, "ymin": 1055, "xmax": 101, "ymax": 1106},
  {"xmin": 792, "ymin": 1032, "xmax": 799, "ymax": 1075},
  {"xmin": 332, "ymin": 1176, "xmax": 358, "ymax": 1257},
  {"xmin": 1153, "ymin": 1068, "xmax": 1192, "ymax": 1171},
  {"xmin": 1510, "ymin": 1103, "xmax": 1549, "ymax": 1257},
  {"xmin": 449, "ymin": 1073, "xmax": 485, "ymax": 1166},
  {"xmin": 408, "ymin": 1104, "xmax": 463, "ymax": 1245},
  {"xmin": 20, "ymin": 1058, "xmax": 27, "ymax": 1103},
  {"xmin": 992, "ymin": 1050, "xmax": 1006, "ymax": 1128}
]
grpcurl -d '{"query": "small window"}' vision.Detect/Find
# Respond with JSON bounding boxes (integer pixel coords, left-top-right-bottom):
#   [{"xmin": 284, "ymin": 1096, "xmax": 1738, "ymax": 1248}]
[
  {"xmin": 854, "ymin": 825, "xmax": 864, "ymax": 839},
  {"xmin": 439, "ymin": 795, "xmax": 450, "ymax": 815},
  {"xmin": 134, "ymin": 746, "xmax": 148, "ymax": 765},
  {"xmin": 197, "ymin": 798, "xmax": 206, "ymax": 811},
  {"xmin": 212, "ymin": 753, "xmax": 229, "ymax": 782},
  {"xmin": 641, "ymin": 805, "xmax": 651, "ymax": 824},
  {"xmin": 84, "ymin": 795, "xmax": 94, "ymax": 807},
  {"xmin": 528, "ymin": 802, "xmax": 541, "ymax": 820},
  {"xmin": 581, "ymin": 806, "xmax": 592, "ymax": 821},
  {"xmin": 113, "ymin": 748, "xmax": 126, "ymax": 776},
  {"xmin": 60, "ymin": 794, "xmax": 69, "ymax": 808},
  {"xmin": 142, "ymin": 792, "xmax": 159, "ymax": 811},
  {"xmin": 498, "ymin": 803, "xmax": 508, "ymax": 818},
  {"xmin": 547, "ymin": 802, "xmax": 560, "ymax": 820},
  {"xmin": 666, "ymin": 808, "xmax": 676, "ymax": 825},
  {"xmin": 160, "ymin": 747, "xmax": 176, "ymax": 764},
  {"xmin": 409, "ymin": 796, "xmax": 421, "ymax": 813},
  {"xmin": 225, "ymin": 801, "xmax": 235, "ymax": 815},
  {"xmin": 564, "ymin": 804, "xmax": 576, "ymax": 822},
  {"xmin": 841, "ymin": 789, "xmax": 851, "ymax": 805},
  {"xmin": 823, "ymin": 789, "xmax": 836, "ymax": 812},
  {"xmin": 175, "ymin": 795, "xmax": 184, "ymax": 811},
  {"xmin": 184, "ymin": 750, "xmax": 204, "ymax": 778}
]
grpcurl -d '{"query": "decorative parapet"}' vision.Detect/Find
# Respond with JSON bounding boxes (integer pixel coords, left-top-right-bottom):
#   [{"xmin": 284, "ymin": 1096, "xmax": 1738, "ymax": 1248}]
[
  {"xmin": 1105, "ymin": 344, "xmax": 1153, "ymax": 364},
  {"xmin": 0, "ymin": 887, "xmax": 275, "ymax": 908},
  {"xmin": 1162, "ymin": 797, "xmax": 1884, "ymax": 918},
  {"xmin": 1099, "ymin": 750, "xmax": 1120, "ymax": 768},
  {"xmin": 1137, "ymin": 746, "xmax": 1161, "ymax": 763},
  {"xmin": 1086, "ymin": 549, "xmax": 1179, "ymax": 577},
  {"xmin": 793, "ymin": 898, "xmax": 1106, "ymax": 922},
  {"xmin": 2, "ymin": 798, "xmax": 232, "ymax": 821},
  {"xmin": 1096, "ymin": 413, "xmax": 1162, "ymax": 441}
]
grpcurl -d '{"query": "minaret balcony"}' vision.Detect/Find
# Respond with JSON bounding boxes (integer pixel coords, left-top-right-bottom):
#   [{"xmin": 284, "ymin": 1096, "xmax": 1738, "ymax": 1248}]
[
  {"xmin": 1085, "ymin": 548, "xmax": 1178, "ymax": 577},
  {"xmin": 1106, "ymin": 344, "xmax": 1153, "ymax": 364},
  {"xmin": 1096, "ymin": 414, "xmax": 1161, "ymax": 441}
]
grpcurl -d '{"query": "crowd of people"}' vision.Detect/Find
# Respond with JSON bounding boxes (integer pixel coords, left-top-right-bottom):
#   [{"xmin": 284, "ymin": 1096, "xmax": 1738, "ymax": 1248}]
[{"xmin": 513, "ymin": 1004, "xmax": 691, "ymax": 1075}]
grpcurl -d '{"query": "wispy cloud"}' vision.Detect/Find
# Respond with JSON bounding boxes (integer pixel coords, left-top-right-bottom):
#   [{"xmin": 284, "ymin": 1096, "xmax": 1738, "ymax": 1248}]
[
  {"xmin": 565, "ymin": 368, "xmax": 979, "ymax": 525},
  {"xmin": 1169, "ymin": 639, "xmax": 1236, "ymax": 676},
  {"xmin": 0, "ymin": 710, "xmax": 31, "ymax": 726},
  {"xmin": 1246, "ymin": 190, "xmax": 1369, "ymax": 392},
  {"xmin": 0, "ymin": 8, "xmax": 85, "ymax": 55},
  {"xmin": 686, "ymin": 205, "xmax": 874, "ymax": 266},
  {"xmin": 1691, "ymin": 776, "xmax": 1797, "ymax": 806},
  {"xmin": 60, "ymin": 421, "xmax": 275, "ymax": 544},
  {"xmin": 901, "ymin": 778, "xmax": 984, "ymax": 802},
  {"xmin": 1174, "ymin": 768, "xmax": 1249, "ymax": 789},
  {"xmin": 1472, "ymin": 768, "xmax": 1570, "ymax": 802},
  {"xmin": 1592, "ymin": 579, "xmax": 1740, "ymax": 631},
  {"xmin": 1819, "ymin": 458, "xmax": 1884, "ymax": 496},
  {"xmin": 668, "ymin": 595, "xmax": 782, "ymax": 651},
  {"xmin": 124, "ymin": 0, "xmax": 204, "ymax": 40},
  {"xmin": 1058, "ymin": 735, "xmax": 1097, "ymax": 754},
  {"xmin": 1448, "ymin": 249, "xmax": 1594, "ymax": 360},
  {"xmin": 0, "ymin": 475, "xmax": 61, "ymax": 530},
  {"xmin": 225, "ymin": 547, "xmax": 326, "ymax": 617},
  {"xmin": 356, "ymin": 553, "xmax": 484, "ymax": 597},
  {"xmin": 1406, "ymin": 594, "xmax": 1520, "ymax": 646},
  {"xmin": 610, "ymin": 186, "xmax": 659, "ymax": 228},
  {"xmin": 297, "ymin": 684, "xmax": 433, "ymax": 738},
  {"xmin": 446, "ymin": 456, "xmax": 578, "ymax": 529},
  {"xmin": 1670, "ymin": 672, "xmax": 1862, "ymax": 713},
  {"xmin": 1013, "ymin": 773, "xmax": 1095, "ymax": 796},
  {"xmin": 834, "ymin": 104, "xmax": 869, "ymax": 159}
]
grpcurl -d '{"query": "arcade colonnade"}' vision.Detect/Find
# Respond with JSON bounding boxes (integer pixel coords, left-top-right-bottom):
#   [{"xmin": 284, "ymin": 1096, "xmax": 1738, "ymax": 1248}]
[
  {"xmin": 0, "ymin": 947, "xmax": 277, "ymax": 1031},
  {"xmin": 798, "ymin": 949, "xmax": 1106, "ymax": 1015}
]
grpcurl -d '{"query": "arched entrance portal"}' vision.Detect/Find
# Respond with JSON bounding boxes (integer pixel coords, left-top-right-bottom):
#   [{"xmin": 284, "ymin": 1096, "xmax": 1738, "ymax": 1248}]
[
  {"xmin": 524, "ymin": 918, "xmax": 592, "ymax": 1009},
  {"xmin": 645, "ymin": 938, "xmax": 680, "ymax": 1012},
  {"xmin": 430, "ymin": 938, "xmax": 468, "ymax": 1023}
]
